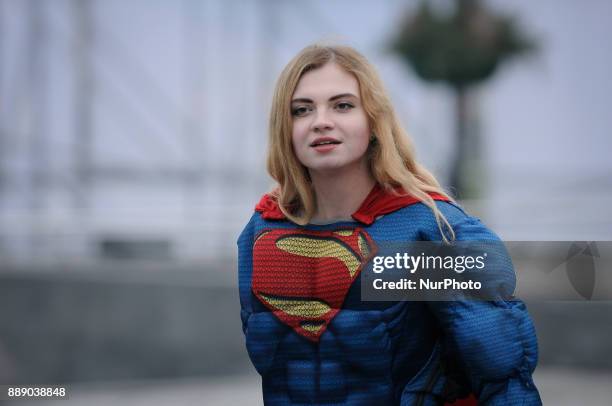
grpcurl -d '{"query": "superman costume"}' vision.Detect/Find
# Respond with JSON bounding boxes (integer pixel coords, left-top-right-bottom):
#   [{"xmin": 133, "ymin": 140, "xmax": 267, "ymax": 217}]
[{"xmin": 237, "ymin": 185, "xmax": 542, "ymax": 405}]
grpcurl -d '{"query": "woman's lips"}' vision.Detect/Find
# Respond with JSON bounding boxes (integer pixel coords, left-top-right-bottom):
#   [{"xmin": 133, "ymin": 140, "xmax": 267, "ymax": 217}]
[
  {"xmin": 312, "ymin": 143, "xmax": 339, "ymax": 153},
  {"xmin": 310, "ymin": 137, "xmax": 341, "ymax": 153}
]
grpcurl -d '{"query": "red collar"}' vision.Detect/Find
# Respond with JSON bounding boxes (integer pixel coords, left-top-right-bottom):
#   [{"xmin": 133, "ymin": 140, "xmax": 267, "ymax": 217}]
[{"xmin": 255, "ymin": 184, "xmax": 450, "ymax": 225}]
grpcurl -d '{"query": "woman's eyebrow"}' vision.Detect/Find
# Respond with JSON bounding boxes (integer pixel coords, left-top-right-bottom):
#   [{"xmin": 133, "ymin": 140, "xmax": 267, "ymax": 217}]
[
  {"xmin": 291, "ymin": 97, "xmax": 313, "ymax": 104},
  {"xmin": 291, "ymin": 93, "xmax": 358, "ymax": 104},
  {"xmin": 328, "ymin": 93, "xmax": 358, "ymax": 101}
]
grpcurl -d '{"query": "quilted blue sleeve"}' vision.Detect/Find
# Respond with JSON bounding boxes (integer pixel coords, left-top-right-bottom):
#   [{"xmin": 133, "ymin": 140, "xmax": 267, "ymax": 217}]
[
  {"xmin": 237, "ymin": 214, "xmax": 256, "ymax": 336},
  {"xmin": 422, "ymin": 201, "xmax": 542, "ymax": 405}
]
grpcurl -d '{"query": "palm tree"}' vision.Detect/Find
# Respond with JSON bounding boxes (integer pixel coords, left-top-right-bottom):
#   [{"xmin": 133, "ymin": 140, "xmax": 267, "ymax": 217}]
[{"xmin": 391, "ymin": 0, "xmax": 535, "ymax": 199}]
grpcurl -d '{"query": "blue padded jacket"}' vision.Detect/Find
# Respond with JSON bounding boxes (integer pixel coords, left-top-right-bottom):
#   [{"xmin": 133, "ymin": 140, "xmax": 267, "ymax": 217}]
[{"xmin": 237, "ymin": 198, "xmax": 542, "ymax": 405}]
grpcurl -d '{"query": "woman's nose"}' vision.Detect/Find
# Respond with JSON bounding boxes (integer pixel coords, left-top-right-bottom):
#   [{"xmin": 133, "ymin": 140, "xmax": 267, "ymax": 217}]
[{"xmin": 312, "ymin": 108, "xmax": 334, "ymax": 132}]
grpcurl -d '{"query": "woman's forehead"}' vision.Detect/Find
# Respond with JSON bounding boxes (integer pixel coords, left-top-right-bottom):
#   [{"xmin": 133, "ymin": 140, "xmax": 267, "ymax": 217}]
[{"xmin": 292, "ymin": 63, "xmax": 360, "ymax": 100}]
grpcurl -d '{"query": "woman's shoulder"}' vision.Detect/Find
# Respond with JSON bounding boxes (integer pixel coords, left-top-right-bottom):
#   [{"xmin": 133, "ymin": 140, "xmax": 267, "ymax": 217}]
[
  {"xmin": 388, "ymin": 199, "xmax": 499, "ymax": 241},
  {"xmin": 389, "ymin": 198, "xmax": 468, "ymax": 222},
  {"xmin": 434, "ymin": 200, "xmax": 501, "ymax": 241}
]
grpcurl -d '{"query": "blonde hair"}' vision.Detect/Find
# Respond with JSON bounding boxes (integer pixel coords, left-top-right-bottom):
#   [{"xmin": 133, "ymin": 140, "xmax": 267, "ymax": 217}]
[{"xmin": 266, "ymin": 43, "xmax": 455, "ymax": 241}]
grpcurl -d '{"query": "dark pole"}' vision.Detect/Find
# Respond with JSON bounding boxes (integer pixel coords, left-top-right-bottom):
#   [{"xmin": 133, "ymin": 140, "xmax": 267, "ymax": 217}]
[{"xmin": 449, "ymin": 86, "xmax": 469, "ymax": 200}]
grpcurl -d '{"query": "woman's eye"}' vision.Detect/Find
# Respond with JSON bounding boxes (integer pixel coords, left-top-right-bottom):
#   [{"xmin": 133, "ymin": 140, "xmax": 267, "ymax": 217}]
[
  {"xmin": 291, "ymin": 106, "xmax": 311, "ymax": 117},
  {"xmin": 336, "ymin": 102, "xmax": 354, "ymax": 111}
]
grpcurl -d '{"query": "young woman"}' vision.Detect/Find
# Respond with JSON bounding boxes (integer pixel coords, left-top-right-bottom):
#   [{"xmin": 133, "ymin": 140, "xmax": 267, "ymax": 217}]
[{"xmin": 237, "ymin": 44, "xmax": 541, "ymax": 405}]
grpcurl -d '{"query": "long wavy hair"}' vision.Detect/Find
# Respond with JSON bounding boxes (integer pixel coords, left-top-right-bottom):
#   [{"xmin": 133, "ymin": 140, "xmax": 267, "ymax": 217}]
[{"xmin": 266, "ymin": 43, "xmax": 455, "ymax": 241}]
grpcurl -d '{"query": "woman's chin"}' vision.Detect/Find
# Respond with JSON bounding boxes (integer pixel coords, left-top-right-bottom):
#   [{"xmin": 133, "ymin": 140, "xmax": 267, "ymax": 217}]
[{"xmin": 306, "ymin": 161, "xmax": 366, "ymax": 178}]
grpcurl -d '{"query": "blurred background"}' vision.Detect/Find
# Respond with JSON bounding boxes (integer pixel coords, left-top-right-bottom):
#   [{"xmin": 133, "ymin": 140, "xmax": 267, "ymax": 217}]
[{"xmin": 1, "ymin": 0, "xmax": 611, "ymax": 404}]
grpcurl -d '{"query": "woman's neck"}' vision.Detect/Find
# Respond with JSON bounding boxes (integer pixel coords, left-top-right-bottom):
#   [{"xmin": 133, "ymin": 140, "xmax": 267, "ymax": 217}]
[{"xmin": 309, "ymin": 163, "xmax": 376, "ymax": 222}]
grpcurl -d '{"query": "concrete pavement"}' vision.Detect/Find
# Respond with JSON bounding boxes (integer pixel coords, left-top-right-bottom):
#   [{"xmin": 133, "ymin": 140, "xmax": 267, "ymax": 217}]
[{"xmin": 5, "ymin": 366, "xmax": 612, "ymax": 405}]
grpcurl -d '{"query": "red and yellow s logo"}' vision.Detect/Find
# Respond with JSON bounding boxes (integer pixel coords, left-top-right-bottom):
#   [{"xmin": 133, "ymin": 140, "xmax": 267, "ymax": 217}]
[{"xmin": 252, "ymin": 228, "xmax": 376, "ymax": 342}]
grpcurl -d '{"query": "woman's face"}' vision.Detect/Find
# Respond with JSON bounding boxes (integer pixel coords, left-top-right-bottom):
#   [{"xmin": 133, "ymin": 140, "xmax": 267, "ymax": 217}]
[{"xmin": 290, "ymin": 63, "xmax": 371, "ymax": 177}]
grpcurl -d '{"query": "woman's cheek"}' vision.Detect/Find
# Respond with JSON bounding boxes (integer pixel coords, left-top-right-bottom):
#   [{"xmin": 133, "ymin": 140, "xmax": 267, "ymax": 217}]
[
  {"xmin": 292, "ymin": 122, "xmax": 308, "ymax": 144},
  {"xmin": 291, "ymin": 132, "xmax": 309, "ymax": 165}
]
